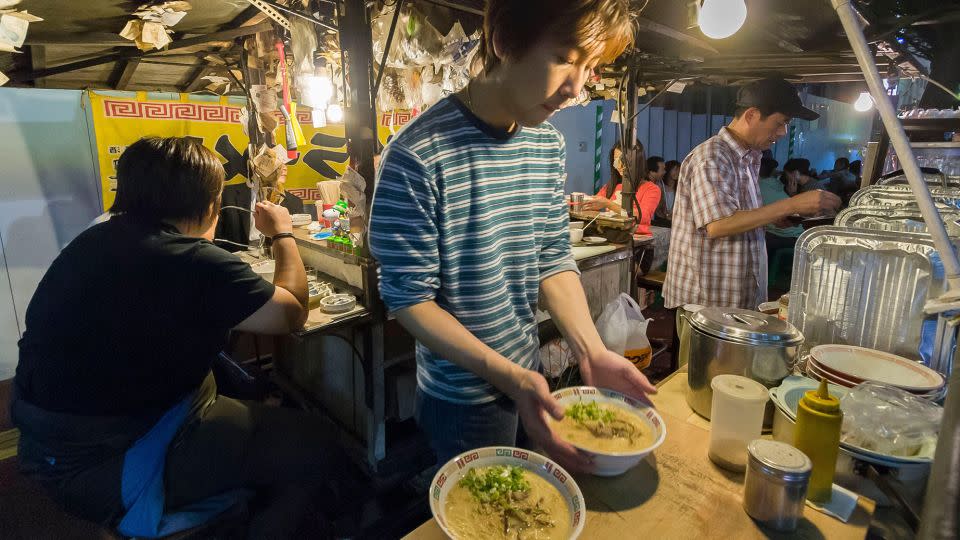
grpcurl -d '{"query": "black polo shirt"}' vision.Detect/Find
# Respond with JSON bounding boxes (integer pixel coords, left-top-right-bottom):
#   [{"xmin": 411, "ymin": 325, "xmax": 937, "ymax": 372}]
[{"xmin": 14, "ymin": 214, "xmax": 275, "ymax": 416}]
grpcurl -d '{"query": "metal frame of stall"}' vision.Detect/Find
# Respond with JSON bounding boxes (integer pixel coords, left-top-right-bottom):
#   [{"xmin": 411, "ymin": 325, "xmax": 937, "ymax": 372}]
[{"xmin": 831, "ymin": 1, "xmax": 960, "ymax": 537}]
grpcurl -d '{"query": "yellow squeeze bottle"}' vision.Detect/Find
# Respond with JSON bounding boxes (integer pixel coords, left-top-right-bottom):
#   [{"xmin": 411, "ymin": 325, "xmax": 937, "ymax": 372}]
[{"xmin": 793, "ymin": 378, "xmax": 842, "ymax": 503}]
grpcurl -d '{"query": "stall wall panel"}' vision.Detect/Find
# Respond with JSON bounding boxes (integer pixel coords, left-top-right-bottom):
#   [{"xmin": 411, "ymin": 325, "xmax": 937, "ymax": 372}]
[
  {"xmin": 0, "ymin": 235, "xmax": 18, "ymax": 378},
  {"xmin": 692, "ymin": 114, "xmax": 708, "ymax": 147},
  {"xmin": 0, "ymin": 88, "xmax": 101, "ymax": 376},
  {"xmin": 661, "ymin": 109, "xmax": 678, "ymax": 162},
  {"xmin": 635, "ymin": 106, "xmax": 651, "ymax": 154},
  {"xmin": 549, "ymin": 102, "xmax": 603, "ymax": 195},
  {"xmin": 648, "ymin": 107, "xmax": 665, "ymax": 158},
  {"xmin": 677, "ymin": 111, "xmax": 693, "ymax": 160},
  {"xmin": 711, "ymin": 114, "xmax": 726, "ymax": 135}
]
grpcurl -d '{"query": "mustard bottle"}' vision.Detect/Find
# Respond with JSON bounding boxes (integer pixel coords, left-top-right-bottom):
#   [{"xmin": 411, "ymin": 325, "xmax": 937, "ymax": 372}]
[{"xmin": 793, "ymin": 378, "xmax": 842, "ymax": 503}]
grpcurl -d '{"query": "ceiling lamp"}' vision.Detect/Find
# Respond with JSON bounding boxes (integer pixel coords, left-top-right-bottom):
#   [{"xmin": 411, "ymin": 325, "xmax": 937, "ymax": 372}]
[
  {"xmin": 854, "ymin": 92, "xmax": 874, "ymax": 112},
  {"xmin": 698, "ymin": 0, "xmax": 747, "ymax": 39}
]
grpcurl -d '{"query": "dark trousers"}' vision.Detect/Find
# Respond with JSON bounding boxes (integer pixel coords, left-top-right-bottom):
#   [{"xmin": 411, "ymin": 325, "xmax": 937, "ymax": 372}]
[
  {"xmin": 164, "ymin": 395, "xmax": 366, "ymax": 539},
  {"xmin": 14, "ymin": 382, "xmax": 364, "ymax": 539}
]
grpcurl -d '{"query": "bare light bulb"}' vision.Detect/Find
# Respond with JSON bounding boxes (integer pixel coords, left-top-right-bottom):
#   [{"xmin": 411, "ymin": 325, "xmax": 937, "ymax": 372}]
[
  {"xmin": 698, "ymin": 0, "xmax": 747, "ymax": 39},
  {"xmin": 326, "ymin": 103, "xmax": 344, "ymax": 123},
  {"xmin": 854, "ymin": 92, "xmax": 874, "ymax": 112}
]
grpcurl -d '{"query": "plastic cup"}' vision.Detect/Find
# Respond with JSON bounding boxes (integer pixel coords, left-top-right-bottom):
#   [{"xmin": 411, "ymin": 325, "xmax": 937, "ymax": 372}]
[{"xmin": 708, "ymin": 375, "xmax": 769, "ymax": 472}]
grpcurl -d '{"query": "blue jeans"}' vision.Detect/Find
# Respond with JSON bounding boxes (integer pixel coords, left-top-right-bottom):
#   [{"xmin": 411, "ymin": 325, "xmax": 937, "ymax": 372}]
[{"xmin": 415, "ymin": 389, "xmax": 520, "ymax": 466}]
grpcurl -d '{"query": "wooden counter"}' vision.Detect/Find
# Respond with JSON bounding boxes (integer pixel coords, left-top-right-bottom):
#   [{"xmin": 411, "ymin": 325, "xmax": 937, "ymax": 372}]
[{"xmin": 402, "ymin": 369, "xmax": 875, "ymax": 540}]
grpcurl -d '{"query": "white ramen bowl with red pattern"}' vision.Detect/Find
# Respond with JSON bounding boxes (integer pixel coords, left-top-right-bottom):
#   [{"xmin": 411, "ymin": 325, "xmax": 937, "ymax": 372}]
[
  {"xmin": 429, "ymin": 446, "xmax": 585, "ymax": 539},
  {"xmin": 552, "ymin": 386, "xmax": 667, "ymax": 476}
]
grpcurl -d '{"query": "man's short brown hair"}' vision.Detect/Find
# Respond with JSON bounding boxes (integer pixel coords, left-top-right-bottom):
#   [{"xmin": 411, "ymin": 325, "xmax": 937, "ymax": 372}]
[
  {"xmin": 480, "ymin": 0, "xmax": 635, "ymax": 73},
  {"xmin": 110, "ymin": 136, "xmax": 225, "ymax": 225}
]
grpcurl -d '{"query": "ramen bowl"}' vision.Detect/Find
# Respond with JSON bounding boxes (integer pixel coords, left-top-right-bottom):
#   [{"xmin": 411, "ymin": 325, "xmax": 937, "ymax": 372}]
[
  {"xmin": 429, "ymin": 447, "xmax": 585, "ymax": 540},
  {"xmin": 551, "ymin": 386, "xmax": 667, "ymax": 476}
]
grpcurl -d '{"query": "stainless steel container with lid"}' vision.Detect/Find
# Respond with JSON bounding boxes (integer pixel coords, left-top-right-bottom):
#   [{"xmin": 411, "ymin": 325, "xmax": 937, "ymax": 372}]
[
  {"xmin": 743, "ymin": 439, "xmax": 812, "ymax": 532},
  {"xmin": 684, "ymin": 307, "xmax": 803, "ymax": 427}
]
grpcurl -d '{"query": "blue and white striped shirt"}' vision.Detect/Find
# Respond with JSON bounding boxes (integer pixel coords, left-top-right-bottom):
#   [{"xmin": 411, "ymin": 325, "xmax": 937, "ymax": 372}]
[{"xmin": 369, "ymin": 96, "xmax": 578, "ymax": 404}]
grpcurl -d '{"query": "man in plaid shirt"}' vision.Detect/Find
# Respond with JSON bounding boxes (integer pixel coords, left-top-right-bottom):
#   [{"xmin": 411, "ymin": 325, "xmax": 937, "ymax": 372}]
[{"xmin": 664, "ymin": 79, "xmax": 841, "ymax": 309}]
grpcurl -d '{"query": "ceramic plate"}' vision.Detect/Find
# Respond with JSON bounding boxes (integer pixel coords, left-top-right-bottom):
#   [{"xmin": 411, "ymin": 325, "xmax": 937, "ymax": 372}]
[
  {"xmin": 811, "ymin": 345, "xmax": 944, "ymax": 392},
  {"xmin": 583, "ymin": 236, "xmax": 607, "ymax": 245}
]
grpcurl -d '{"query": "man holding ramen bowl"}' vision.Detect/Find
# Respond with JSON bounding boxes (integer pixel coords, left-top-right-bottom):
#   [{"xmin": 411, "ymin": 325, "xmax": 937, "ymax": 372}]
[{"xmin": 370, "ymin": 0, "xmax": 655, "ymax": 474}]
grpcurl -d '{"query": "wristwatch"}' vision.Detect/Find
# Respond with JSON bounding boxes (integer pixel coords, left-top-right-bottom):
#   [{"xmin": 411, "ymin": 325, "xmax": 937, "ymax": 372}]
[{"xmin": 271, "ymin": 232, "xmax": 295, "ymax": 242}]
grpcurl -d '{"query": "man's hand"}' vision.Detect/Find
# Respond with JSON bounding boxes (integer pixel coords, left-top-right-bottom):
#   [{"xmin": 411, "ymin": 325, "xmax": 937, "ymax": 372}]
[
  {"xmin": 254, "ymin": 201, "xmax": 293, "ymax": 237},
  {"xmin": 788, "ymin": 189, "xmax": 840, "ymax": 216},
  {"xmin": 578, "ymin": 349, "xmax": 657, "ymax": 405},
  {"xmin": 508, "ymin": 369, "xmax": 594, "ymax": 473}
]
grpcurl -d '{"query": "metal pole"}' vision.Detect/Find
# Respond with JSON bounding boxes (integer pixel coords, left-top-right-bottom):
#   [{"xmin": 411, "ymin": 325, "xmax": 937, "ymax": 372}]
[
  {"xmin": 337, "ymin": 0, "xmax": 378, "ymax": 256},
  {"xmin": 831, "ymin": 2, "xmax": 960, "ymax": 538},
  {"xmin": 621, "ymin": 69, "xmax": 638, "ymax": 217},
  {"xmin": 832, "ymin": 0, "xmax": 960, "ymax": 282}
]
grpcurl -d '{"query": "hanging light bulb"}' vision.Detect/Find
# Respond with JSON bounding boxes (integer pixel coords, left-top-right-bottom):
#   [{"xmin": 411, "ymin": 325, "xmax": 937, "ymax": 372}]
[
  {"xmin": 698, "ymin": 0, "xmax": 747, "ymax": 39},
  {"xmin": 326, "ymin": 103, "xmax": 344, "ymax": 123},
  {"xmin": 854, "ymin": 92, "xmax": 874, "ymax": 112}
]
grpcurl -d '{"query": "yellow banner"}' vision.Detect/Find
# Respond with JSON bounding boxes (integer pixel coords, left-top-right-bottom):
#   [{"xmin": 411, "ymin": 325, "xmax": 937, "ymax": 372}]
[{"xmin": 89, "ymin": 91, "xmax": 418, "ymax": 210}]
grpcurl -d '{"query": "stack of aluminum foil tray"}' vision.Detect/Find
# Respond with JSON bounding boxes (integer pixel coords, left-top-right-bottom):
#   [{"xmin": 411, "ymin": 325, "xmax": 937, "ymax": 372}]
[
  {"xmin": 877, "ymin": 170, "xmax": 958, "ymax": 188},
  {"xmin": 849, "ymin": 185, "xmax": 960, "ymax": 210},
  {"xmin": 834, "ymin": 206, "xmax": 960, "ymax": 237},
  {"xmin": 787, "ymin": 227, "xmax": 955, "ymax": 374}
]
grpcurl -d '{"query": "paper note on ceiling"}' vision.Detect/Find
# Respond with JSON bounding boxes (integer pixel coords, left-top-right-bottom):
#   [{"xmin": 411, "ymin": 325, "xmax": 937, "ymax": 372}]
[{"xmin": 0, "ymin": 13, "xmax": 30, "ymax": 47}]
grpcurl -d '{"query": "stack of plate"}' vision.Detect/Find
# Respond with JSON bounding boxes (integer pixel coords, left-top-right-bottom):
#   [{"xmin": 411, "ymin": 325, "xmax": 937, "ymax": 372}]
[
  {"xmin": 804, "ymin": 344, "xmax": 945, "ymax": 400},
  {"xmin": 770, "ymin": 376, "xmax": 934, "ymax": 468}
]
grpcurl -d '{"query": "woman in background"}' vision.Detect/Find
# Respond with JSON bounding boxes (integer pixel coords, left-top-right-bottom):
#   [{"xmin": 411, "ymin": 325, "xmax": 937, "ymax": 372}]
[{"xmin": 584, "ymin": 142, "xmax": 662, "ymax": 235}]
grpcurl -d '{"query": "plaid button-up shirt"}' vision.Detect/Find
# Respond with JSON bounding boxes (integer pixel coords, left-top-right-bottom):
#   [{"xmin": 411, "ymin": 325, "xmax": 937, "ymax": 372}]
[{"xmin": 663, "ymin": 127, "xmax": 767, "ymax": 309}]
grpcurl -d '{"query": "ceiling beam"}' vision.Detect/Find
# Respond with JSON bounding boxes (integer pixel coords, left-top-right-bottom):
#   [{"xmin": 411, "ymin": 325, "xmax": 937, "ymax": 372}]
[
  {"xmin": 25, "ymin": 32, "xmax": 137, "ymax": 47},
  {"xmin": 184, "ymin": 65, "xmax": 217, "ymax": 93},
  {"xmin": 29, "ymin": 45, "xmax": 46, "ymax": 88},
  {"xmin": 634, "ymin": 17, "xmax": 719, "ymax": 55},
  {"xmin": 109, "ymin": 58, "xmax": 141, "ymax": 90},
  {"xmin": 8, "ymin": 21, "xmax": 273, "ymax": 83}
]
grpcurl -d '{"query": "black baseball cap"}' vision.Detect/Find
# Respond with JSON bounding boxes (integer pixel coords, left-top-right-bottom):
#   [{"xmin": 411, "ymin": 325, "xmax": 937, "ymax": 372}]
[{"xmin": 736, "ymin": 78, "xmax": 819, "ymax": 121}]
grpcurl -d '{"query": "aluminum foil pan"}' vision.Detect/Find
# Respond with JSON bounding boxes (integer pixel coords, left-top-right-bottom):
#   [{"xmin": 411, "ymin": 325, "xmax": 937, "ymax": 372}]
[
  {"xmin": 849, "ymin": 186, "xmax": 960, "ymax": 210},
  {"xmin": 835, "ymin": 206, "xmax": 960, "ymax": 237},
  {"xmin": 877, "ymin": 170, "xmax": 951, "ymax": 188},
  {"xmin": 788, "ymin": 226, "xmax": 955, "ymax": 370}
]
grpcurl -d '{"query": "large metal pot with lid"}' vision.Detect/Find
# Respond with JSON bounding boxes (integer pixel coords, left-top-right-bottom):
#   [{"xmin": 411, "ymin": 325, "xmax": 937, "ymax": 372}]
[{"xmin": 684, "ymin": 307, "xmax": 803, "ymax": 427}]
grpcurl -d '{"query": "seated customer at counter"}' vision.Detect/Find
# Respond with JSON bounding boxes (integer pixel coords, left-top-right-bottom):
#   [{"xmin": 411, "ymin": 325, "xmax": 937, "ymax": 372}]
[
  {"xmin": 12, "ymin": 137, "xmax": 361, "ymax": 538},
  {"xmin": 584, "ymin": 143, "xmax": 662, "ymax": 235}
]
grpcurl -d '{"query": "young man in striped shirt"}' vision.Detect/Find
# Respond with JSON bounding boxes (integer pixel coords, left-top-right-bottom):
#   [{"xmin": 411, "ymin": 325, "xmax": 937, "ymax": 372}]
[{"xmin": 369, "ymin": 0, "xmax": 655, "ymax": 473}]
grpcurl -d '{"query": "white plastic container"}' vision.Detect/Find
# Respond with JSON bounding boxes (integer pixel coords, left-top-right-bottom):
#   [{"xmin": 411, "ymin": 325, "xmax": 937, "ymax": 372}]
[{"xmin": 708, "ymin": 374, "xmax": 769, "ymax": 472}]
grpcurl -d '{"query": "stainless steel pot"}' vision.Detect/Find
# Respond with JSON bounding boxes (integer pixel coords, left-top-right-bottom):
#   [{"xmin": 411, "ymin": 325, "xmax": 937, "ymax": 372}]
[{"xmin": 683, "ymin": 307, "xmax": 803, "ymax": 427}]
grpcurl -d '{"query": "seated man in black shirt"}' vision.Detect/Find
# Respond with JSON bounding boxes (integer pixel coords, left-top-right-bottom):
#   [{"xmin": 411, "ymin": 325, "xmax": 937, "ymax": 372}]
[{"xmin": 11, "ymin": 137, "xmax": 360, "ymax": 538}]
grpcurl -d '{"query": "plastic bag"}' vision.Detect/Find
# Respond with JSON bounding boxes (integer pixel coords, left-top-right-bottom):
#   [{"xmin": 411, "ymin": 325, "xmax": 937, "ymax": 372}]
[
  {"xmin": 840, "ymin": 382, "xmax": 943, "ymax": 458},
  {"xmin": 596, "ymin": 293, "xmax": 653, "ymax": 370}
]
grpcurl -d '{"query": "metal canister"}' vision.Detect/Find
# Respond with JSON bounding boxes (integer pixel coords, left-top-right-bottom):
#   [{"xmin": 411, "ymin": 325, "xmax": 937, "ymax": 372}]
[
  {"xmin": 571, "ymin": 192, "xmax": 585, "ymax": 212},
  {"xmin": 742, "ymin": 439, "xmax": 812, "ymax": 532}
]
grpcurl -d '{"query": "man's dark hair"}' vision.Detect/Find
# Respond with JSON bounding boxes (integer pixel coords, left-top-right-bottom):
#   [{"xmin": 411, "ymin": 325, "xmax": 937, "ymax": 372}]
[
  {"xmin": 760, "ymin": 157, "xmax": 779, "ymax": 178},
  {"xmin": 480, "ymin": 0, "xmax": 634, "ymax": 74},
  {"xmin": 849, "ymin": 160, "xmax": 862, "ymax": 176},
  {"xmin": 835, "ymin": 157, "xmax": 850, "ymax": 170},
  {"xmin": 111, "ymin": 136, "xmax": 225, "ymax": 225},
  {"xmin": 783, "ymin": 158, "xmax": 810, "ymax": 174},
  {"xmin": 646, "ymin": 156, "xmax": 664, "ymax": 176}
]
